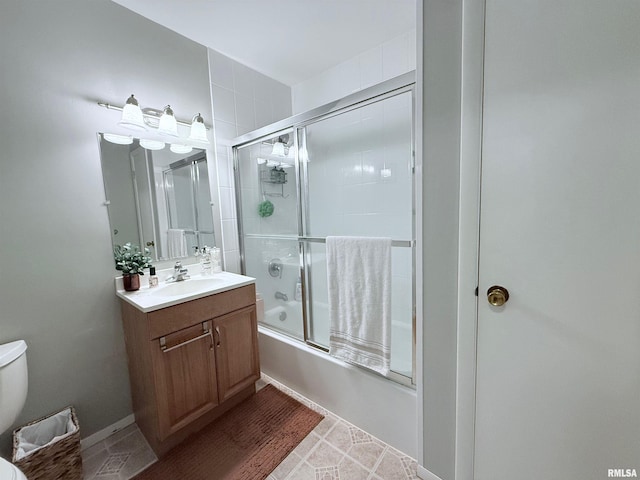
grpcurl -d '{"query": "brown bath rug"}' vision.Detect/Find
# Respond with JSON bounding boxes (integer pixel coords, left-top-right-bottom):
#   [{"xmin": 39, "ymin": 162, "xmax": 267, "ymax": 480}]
[{"xmin": 133, "ymin": 384, "xmax": 323, "ymax": 480}]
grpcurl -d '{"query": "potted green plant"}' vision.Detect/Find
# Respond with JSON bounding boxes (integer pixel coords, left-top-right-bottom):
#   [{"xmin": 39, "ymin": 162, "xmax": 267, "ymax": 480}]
[{"xmin": 114, "ymin": 242, "xmax": 152, "ymax": 291}]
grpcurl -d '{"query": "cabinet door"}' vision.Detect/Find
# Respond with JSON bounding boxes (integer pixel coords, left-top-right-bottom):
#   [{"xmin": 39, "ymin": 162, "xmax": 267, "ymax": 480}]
[
  {"xmin": 214, "ymin": 305, "xmax": 260, "ymax": 403},
  {"xmin": 152, "ymin": 321, "xmax": 219, "ymax": 440}
]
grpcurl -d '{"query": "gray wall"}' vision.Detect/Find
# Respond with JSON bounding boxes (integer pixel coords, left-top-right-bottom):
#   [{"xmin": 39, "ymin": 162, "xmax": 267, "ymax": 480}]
[
  {"xmin": 0, "ymin": 0, "xmax": 213, "ymax": 455},
  {"xmin": 420, "ymin": 0, "xmax": 462, "ymax": 478}
]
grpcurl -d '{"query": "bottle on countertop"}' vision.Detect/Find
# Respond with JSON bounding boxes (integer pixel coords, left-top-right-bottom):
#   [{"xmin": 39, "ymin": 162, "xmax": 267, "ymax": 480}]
[{"xmin": 148, "ymin": 266, "xmax": 159, "ymax": 288}]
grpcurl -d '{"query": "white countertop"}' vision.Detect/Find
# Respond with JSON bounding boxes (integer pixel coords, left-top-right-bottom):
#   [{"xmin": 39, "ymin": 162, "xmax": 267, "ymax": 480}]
[{"xmin": 115, "ymin": 271, "xmax": 256, "ymax": 313}]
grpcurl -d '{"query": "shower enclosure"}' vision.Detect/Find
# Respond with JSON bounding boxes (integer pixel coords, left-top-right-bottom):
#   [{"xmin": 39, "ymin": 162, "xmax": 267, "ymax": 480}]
[{"xmin": 233, "ymin": 73, "xmax": 415, "ymax": 384}]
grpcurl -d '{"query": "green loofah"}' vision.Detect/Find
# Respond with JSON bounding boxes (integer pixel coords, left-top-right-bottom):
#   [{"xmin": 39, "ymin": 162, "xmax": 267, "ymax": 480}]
[{"xmin": 258, "ymin": 200, "xmax": 274, "ymax": 217}]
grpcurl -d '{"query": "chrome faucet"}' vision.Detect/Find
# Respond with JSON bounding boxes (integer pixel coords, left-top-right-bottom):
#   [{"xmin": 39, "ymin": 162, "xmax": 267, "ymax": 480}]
[
  {"xmin": 167, "ymin": 261, "xmax": 190, "ymax": 282},
  {"xmin": 274, "ymin": 291, "xmax": 288, "ymax": 301}
]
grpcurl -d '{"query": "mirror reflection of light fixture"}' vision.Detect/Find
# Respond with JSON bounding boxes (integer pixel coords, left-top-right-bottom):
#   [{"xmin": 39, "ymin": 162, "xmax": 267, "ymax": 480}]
[
  {"xmin": 118, "ymin": 95, "xmax": 147, "ymax": 131},
  {"xmin": 158, "ymin": 105, "xmax": 179, "ymax": 137},
  {"xmin": 103, "ymin": 133, "xmax": 133, "ymax": 145},
  {"xmin": 271, "ymin": 140, "xmax": 286, "ymax": 157},
  {"xmin": 170, "ymin": 143, "xmax": 193, "ymax": 154},
  {"xmin": 140, "ymin": 139, "xmax": 165, "ymax": 151},
  {"xmin": 189, "ymin": 113, "xmax": 210, "ymax": 144}
]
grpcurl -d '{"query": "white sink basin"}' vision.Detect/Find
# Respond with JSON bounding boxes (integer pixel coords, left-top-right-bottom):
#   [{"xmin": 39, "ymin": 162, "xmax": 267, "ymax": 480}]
[
  {"xmin": 116, "ymin": 271, "xmax": 255, "ymax": 313},
  {"xmin": 156, "ymin": 278, "xmax": 224, "ymax": 297}
]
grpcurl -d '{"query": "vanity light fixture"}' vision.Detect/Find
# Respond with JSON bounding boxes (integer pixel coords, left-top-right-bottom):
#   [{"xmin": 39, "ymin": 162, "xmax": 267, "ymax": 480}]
[
  {"xmin": 118, "ymin": 95, "xmax": 147, "ymax": 131},
  {"xmin": 139, "ymin": 139, "xmax": 165, "ymax": 151},
  {"xmin": 157, "ymin": 105, "xmax": 179, "ymax": 137},
  {"xmin": 170, "ymin": 143, "xmax": 193, "ymax": 154},
  {"xmin": 98, "ymin": 97, "xmax": 211, "ymax": 143},
  {"xmin": 188, "ymin": 113, "xmax": 210, "ymax": 144},
  {"xmin": 103, "ymin": 133, "xmax": 133, "ymax": 145}
]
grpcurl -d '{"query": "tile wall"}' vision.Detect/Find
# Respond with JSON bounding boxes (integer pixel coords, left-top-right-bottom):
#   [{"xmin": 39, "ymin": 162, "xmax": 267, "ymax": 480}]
[
  {"xmin": 208, "ymin": 49, "xmax": 293, "ymax": 272},
  {"xmin": 291, "ymin": 29, "xmax": 416, "ymax": 114}
]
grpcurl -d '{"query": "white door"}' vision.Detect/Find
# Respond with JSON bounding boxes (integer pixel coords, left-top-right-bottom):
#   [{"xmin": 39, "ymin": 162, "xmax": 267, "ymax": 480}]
[{"xmin": 475, "ymin": 1, "xmax": 640, "ymax": 479}]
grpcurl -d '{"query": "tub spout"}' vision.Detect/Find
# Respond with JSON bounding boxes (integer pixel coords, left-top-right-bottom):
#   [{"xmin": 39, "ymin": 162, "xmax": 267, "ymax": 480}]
[{"xmin": 275, "ymin": 291, "xmax": 288, "ymax": 301}]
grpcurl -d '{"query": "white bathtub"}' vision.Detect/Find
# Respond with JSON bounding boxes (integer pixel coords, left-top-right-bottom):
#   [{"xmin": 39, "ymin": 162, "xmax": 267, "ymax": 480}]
[{"xmin": 258, "ymin": 325, "xmax": 417, "ymax": 457}]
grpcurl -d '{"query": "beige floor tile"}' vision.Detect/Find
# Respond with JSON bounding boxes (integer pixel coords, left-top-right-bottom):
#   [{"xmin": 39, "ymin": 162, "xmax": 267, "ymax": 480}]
[
  {"xmin": 338, "ymin": 455, "xmax": 370, "ymax": 480},
  {"xmin": 306, "ymin": 440, "xmax": 345, "ymax": 469},
  {"xmin": 85, "ymin": 376, "xmax": 419, "ymax": 480},
  {"xmin": 374, "ymin": 449, "xmax": 411, "ymax": 480},
  {"xmin": 287, "ymin": 460, "xmax": 316, "ymax": 480},
  {"xmin": 347, "ymin": 440, "xmax": 385, "ymax": 470},
  {"xmin": 82, "ymin": 447, "xmax": 110, "ymax": 479},
  {"xmin": 271, "ymin": 451, "xmax": 302, "ymax": 480},
  {"xmin": 290, "ymin": 431, "xmax": 322, "ymax": 458}
]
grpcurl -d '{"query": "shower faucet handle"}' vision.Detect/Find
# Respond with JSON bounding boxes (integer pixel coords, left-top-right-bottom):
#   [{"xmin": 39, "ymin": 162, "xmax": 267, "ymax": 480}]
[{"xmin": 268, "ymin": 259, "xmax": 283, "ymax": 278}]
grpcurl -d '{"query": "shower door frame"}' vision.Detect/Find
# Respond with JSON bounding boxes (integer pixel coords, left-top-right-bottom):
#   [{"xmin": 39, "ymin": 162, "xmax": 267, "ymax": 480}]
[{"xmin": 232, "ymin": 72, "xmax": 417, "ymax": 386}]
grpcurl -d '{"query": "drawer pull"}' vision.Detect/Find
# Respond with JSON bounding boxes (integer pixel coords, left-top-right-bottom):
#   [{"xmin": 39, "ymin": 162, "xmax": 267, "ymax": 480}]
[
  {"xmin": 160, "ymin": 325, "xmax": 213, "ymax": 353},
  {"xmin": 215, "ymin": 326, "xmax": 221, "ymax": 347}
]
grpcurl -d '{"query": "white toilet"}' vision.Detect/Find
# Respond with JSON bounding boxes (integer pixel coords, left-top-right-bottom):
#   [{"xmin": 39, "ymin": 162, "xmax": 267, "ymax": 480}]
[{"xmin": 0, "ymin": 340, "xmax": 28, "ymax": 480}]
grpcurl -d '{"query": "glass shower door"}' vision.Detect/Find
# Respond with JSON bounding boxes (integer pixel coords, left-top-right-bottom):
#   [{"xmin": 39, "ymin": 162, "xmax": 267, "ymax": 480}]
[
  {"xmin": 300, "ymin": 90, "xmax": 415, "ymax": 377},
  {"xmin": 235, "ymin": 130, "xmax": 304, "ymax": 340}
]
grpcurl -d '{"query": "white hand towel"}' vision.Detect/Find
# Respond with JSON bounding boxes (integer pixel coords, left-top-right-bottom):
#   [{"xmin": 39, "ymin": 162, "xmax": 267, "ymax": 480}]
[
  {"xmin": 167, "ymin": 229, "xmax": 188, "ymax": 258},
  {"xmin": 326, "ymin": 236, "xmax": 392, "ymax": 376}
]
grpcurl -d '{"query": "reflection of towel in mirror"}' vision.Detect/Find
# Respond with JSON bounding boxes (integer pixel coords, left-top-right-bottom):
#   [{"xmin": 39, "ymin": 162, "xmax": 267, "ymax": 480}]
[{"xmin": 167, "ymin": 229, "xmax": 188, "ymax": 258}]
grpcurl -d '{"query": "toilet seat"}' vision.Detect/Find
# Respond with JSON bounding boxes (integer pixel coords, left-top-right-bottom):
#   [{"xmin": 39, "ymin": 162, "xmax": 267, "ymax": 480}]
[{"xmin": 0, "ymin": 458, "xmax": 27, "ymax": 480}]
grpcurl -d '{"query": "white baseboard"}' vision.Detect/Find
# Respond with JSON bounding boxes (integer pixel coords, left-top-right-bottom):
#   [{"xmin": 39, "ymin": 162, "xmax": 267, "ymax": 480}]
[
  {"xmin": 80, "ymin": 414, "xmax": 135, "ymax": 450},
  {"xmin": 417, "ymin": 465, "xmax": 444, "ymax": 480}
]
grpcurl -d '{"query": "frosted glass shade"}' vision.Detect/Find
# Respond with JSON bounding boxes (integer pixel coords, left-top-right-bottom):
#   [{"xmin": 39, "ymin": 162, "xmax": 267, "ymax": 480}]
[
  {"xmin": 119, "ymin": 103, "xmax": 146, "ymax": 131},
  {"xmin": 170, "ymin": 143, "xmax": 192, "ymax": 154},
  {"xmin": 140, "ymin": 139, "xmax": 165, "ymax": 150},
  {"xmin": 103, "ymin": 133, "xmax": 133, "ymax": 145},
  {"xmin": 271, "ymin": 141, "xmax": 285, "ymax": 157},
  {"xmin": 158, "ymin": 106, "xmax": 178, "ymax": 137},
  {"xmin": 189, "ymin": 114, "xmax": 209, "ymax": 144},
  {"xmin": 118, "ymin": 95, "xmax": 146, "ymax": 131}
]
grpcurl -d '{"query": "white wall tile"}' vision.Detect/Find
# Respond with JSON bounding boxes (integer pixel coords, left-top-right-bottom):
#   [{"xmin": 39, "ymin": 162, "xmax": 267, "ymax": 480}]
[
  {"xmin": 223, "ymin": 249, "xmax": 241, "ymax": 274},
  {"xmin": 235, "ymin": 93, "xmax": 256, "ymax": 130},
  {"xmin": 214, "ymin": 119, "xmax": 237, "ymax": 146},
  {"xmin": 254, "ymin": 99, "xmax": 273, "ymax": 129},
  {"xmin": 358, "ymin": 46, "xmax": 384, "ymax": 89},
  {"xmin": 219, "ymin": 186, "xmax": 236, "ymax": 220},
  {"xmin": 232, "ymin": 61, "xmax": 255, "ymax": 99},
  {"xmin": 209, "ymin": 49, "xmax": 234, "ymax": 90},
  {"xmin": 221, "ymin": 219, "xmax": 239, "ymax": 252},
  {"xmin": 211, "ymin": 85, "xmax": 236, "ymax": 124},
  {"xmin": 216, "ymin": 152, "xmax": 233, "ymax": 188},
  {"xmin": 383, "ymin": 32, "xmax": 410, "ymax": 80}
]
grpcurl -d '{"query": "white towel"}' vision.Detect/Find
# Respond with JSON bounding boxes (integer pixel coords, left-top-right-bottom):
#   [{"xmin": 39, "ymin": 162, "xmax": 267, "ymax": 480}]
[
  {"xmin": 326, "ymin": 236, "xmax": 392, "ymax": 376},
  {"xmin": 167, "ymin": 229, "xmax": 188, "ymax": 258}
]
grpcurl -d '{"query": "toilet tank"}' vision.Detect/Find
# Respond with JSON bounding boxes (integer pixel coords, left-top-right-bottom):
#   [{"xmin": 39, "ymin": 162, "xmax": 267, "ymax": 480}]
[{"xmin": 0, "ymin": 340, "xmax": 28, "ymax": 435}]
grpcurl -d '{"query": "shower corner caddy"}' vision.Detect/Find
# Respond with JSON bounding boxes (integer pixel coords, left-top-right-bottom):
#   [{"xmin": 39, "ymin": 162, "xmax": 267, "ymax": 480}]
[{"xmin": 260, "ymin": 166, "xmax": 288, "ymax": 198}]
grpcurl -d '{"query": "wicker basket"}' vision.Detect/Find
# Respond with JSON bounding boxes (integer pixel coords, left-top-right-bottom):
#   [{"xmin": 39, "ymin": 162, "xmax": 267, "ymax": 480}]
[{"xmin": 12, "ymin": 406, "xmax": 83, "ymax": 480}]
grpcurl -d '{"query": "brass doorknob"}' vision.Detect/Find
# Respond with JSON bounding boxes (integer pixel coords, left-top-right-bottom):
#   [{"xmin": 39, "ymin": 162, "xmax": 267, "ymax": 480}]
[{"xmin": 487, "ymin": 285, "xmax": 509, "ymax": 306}]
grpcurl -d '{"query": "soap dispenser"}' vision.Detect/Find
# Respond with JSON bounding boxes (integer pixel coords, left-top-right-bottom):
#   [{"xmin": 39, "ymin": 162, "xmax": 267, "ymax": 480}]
[{"xmin": 148, "ymin": 266, "xmax": 159, "ymax": 288}]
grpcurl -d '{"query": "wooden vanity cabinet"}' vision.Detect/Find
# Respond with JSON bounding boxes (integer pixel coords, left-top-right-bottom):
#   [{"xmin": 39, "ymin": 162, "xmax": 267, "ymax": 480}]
[{"xmin": 119, "ymin": 283, "xmax": 260, "ymax": 456}]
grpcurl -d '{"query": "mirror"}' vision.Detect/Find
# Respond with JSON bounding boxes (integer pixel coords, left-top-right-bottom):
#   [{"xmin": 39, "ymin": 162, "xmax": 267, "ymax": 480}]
[{"xmin": 98, "ymin": 134, "xmax": 216, "ymax": 263}]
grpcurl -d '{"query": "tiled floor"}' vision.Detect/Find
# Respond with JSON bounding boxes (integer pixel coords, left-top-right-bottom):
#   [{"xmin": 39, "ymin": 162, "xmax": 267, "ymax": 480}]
[{"xmin": 81, "ymin": 374, "xmax": 419, "ymax": 480}]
